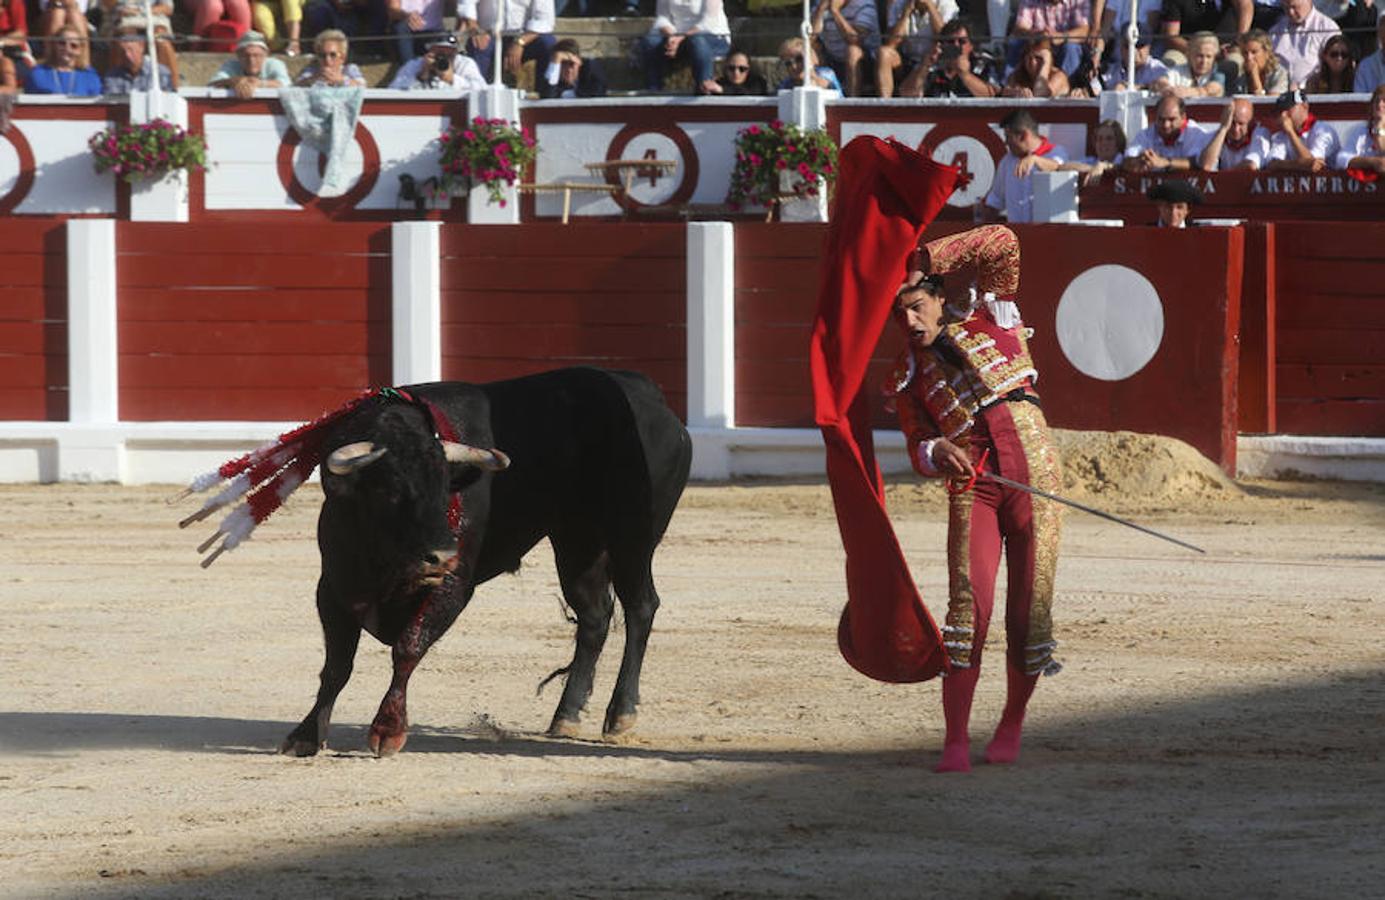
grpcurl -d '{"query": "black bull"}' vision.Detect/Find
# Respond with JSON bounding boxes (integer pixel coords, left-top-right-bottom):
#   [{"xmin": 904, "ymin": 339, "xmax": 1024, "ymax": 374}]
[{"xmin": 281, "ymin": 368, "xmax": 692, "ymax": 757}]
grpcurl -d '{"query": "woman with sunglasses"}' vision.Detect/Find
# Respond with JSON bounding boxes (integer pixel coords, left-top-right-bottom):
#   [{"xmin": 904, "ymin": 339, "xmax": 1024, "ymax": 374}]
[
  {"xmin": 1303, "ymin": 34, "xmax": 1356, "ymax": 94},
  {"xmin": 24, "ymin": 26, "xmax": 101, "ymax": 94},
  {"xmin": 703, "ymin": 47, "xmax": 767, "ymax": 94},
  {"xmin": 295, "ymin": 29, "xmax": 366, "ymax": 86}
]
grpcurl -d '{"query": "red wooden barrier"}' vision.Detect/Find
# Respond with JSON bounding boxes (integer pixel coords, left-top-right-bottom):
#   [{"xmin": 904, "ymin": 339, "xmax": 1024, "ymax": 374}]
[
  {"xmin": 0, "ymin": 219, "xmax": 68, "ymax": 421},
  {"xmin": 1238, "ymin": 223, "xmax": 1276, "ymax": 434},
  {"xmin": 116, "ymin": 222, "xmax": 392, "ymax": 420},
  {"xmin": 439, "ymin": 223, "xmax": 688, "ymax": 419},
  {"xmin": 1273, "ymin": 223, "xmax": 1385, "ymax": 436},
  {"xmin": 733, "ymin": 222, "xmax": 1245, "ymax": 472},
  {"xmin": 1080, "ymin": 171, "xmax": 1384, "ymax": 223}
]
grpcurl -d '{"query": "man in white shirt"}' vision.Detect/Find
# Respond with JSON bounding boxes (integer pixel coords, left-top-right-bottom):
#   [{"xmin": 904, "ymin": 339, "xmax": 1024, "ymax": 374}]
[
  {"xmin": 1266, "ymin": 88, "xmax": 1341, "ymax": 171},
  {"xmin": 876, "ymin": 0, "xmax": 956, "ymax": 97},
  {"xmin": 978, "ymin": 109, "xmax": 1068, "ymax": 223},
  {"xmin": 459, "ymin": 0, "xmax": 556, "ymax": 85},
  {"xmin": 389, "ymin": 33, "xmax": 489, "ymax": 92},
  {"xmin": 1123, "ymin": 93, "xmax": 1212, "ymax": 172},
  {"xmin": 1198, "ymin": 97, "xmax": 1272, "ymax": 170},
  {"xmin": 1352, "ymin": 12, "xmax": 1385, "ymax": 94},
  {"xmin": 1270, "ymin": 0, "xmax": 1340, "ymax": 87}
]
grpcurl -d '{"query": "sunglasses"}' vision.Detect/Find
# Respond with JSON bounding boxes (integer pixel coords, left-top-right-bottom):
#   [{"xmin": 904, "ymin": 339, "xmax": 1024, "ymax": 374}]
[
  {"xmin": 322, "ymin": 50, "xmax": 344, "ymax": 58},
  {"xmin": 727, "ymin": 64, "xmax": 749, "ymax": 73},
  {"xmin": 1326, "ymin": 51, "xmax": 1349, "ymax": 59}
]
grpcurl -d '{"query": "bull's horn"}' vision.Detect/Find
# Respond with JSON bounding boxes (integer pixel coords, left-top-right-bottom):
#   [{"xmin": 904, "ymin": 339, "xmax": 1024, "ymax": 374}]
[
  {"xmin": 326, "ymin": 442, "xmax": 388, "ymax": 475},
  {"xmin": 442, "ymin": 442, "xmax": 511, "ymax": 471}
]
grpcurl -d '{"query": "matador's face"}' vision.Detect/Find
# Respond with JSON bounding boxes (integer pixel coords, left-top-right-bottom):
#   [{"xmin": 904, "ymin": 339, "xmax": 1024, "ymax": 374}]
[{"xmin": 894, "ymin": 287, "xmax": 946, "ymax": 348}]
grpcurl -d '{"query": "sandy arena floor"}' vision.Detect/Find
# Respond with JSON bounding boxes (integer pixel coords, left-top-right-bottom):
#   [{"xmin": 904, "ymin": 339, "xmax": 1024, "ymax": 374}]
[{"xmin": 1, "ymin": 455, "xmax": 1383, "ymax": 898}]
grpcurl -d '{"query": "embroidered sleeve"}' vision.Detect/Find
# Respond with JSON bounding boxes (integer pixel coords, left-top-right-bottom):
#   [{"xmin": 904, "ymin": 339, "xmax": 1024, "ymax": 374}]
[
  {"xmin": 919, "ymin": 224, "xmax": 1020, "ymax": 297},
  {"xmin": 894, "ymin": 375, "xmax": 944, "ymax": 479}
]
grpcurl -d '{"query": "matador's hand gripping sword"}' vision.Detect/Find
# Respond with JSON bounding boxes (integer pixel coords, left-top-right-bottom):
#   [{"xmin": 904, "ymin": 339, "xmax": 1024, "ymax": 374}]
[{"xmin": 948, "ymin": 448, "xmax": 1207, "ymax": 555}]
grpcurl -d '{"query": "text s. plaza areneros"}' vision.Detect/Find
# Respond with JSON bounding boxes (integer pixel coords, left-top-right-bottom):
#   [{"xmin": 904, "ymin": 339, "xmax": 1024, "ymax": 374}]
[{"xmin": 1114, "ymin": 174, "xmax": 1379, "ymax": 197}]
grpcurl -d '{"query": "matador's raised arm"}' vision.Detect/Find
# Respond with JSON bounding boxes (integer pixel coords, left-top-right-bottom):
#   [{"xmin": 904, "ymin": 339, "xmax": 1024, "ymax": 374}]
[{"xmin": 916, "ymin": 224, "xmax": 1020, "ymax": 298}]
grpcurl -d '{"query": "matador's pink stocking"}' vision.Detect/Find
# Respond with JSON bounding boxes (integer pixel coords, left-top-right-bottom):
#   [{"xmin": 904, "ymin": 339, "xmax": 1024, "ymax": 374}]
[
  {"xmin": 984, "ymin": 663, "xmax": 1039, "ymax": 765},
  {"xmin": 935, "ymin": 666, "xmax": 980, "ymax": 773}
]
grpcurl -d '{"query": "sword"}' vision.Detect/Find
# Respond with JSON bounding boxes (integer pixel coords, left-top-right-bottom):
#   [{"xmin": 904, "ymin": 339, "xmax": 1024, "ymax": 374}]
[{"xmin": 982, "ymin": 472, "xmax": 1207, "ymax": 555}]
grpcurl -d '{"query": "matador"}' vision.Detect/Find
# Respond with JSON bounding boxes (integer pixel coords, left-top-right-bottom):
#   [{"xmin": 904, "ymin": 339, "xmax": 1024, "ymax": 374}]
[{"xmin": 887, "ymin": 223, "xmax": 1063, "ymax": 773}]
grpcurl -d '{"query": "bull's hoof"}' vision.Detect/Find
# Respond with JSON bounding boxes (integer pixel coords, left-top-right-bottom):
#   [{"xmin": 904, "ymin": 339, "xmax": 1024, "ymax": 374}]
[
  {"xmin": 547, "ymin": 717, "xmax": 581, "ymax": 739},
  {"xmin": 368, "ymin": 727, "xmax": 408, "ymax": 758},
  {"xmin": 603, "ymin": 713, "xmax": 638, "ymax": 739},
  {"xmin": 279, "ymin": 733, "xmax": 324, "ymax": 757}
]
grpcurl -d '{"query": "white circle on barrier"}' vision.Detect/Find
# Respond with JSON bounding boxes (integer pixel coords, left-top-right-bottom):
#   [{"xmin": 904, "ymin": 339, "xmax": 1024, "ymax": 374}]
[
  {"xmin": 928, "ymin": 135, "xmax": 994, "ymax": 208},
  {"xmin": 1056, "ymin": 264, "xmax": 1165, "ymax": 381},
  {"xmin": 0, "ymin": 137, "xmax": 19, "ymax": 198},
  {"xmin": 614, "ymin": 133, "xmax": 682, "ymax": 206}
]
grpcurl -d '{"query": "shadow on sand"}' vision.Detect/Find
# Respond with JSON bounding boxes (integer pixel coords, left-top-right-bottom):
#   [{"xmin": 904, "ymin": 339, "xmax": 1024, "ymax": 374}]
[{"xmin": 4, "ymin": 669, "xmax": 1383, "ymax": 898}]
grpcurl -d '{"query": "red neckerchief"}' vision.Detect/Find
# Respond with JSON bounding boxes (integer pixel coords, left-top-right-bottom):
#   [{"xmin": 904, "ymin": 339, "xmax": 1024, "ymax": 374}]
[
  {"xmin": 1160, "ymin": 121, "xmax": 1188, "ymax": 148},
  {"xmin": 1225, "ymin": 121, "xmax": 1256, "ymax": 151},
  {"xmin": 1297, "ymin": 113, "xmax": 1318, "ymax": 138},
  {"xmin": 1345, "ymin": 168, "xmax": 1380, "ymax": 184},
  {"xmin": 1033, "ymin": 137, "xmax": 1056, "ymax": 156}
]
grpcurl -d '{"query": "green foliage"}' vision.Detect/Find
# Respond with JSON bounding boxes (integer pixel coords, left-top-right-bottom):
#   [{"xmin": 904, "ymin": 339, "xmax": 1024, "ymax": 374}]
[
  {"xmin": 436, "ymin": 117, "xmax": 538, "ymax": 207},
  {"xmin": 89, "ymin": 119, "xmax": 207, "ymax": 183},
  {"xmin": 726, "ymin": 120, "xmax": 838, "ymax": 210}
]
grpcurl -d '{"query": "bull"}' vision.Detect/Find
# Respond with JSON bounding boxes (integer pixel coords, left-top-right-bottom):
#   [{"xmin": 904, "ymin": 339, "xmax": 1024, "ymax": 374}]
[{"xmin": 278, "ymin": 367, "xmax": 691, "ymax": 757}]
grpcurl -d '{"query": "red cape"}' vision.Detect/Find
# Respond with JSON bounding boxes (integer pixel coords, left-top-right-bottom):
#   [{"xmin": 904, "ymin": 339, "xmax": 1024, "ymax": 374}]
[{"xmin": 808, "ymin": 137, "xmax": 962, "ymax": 683}]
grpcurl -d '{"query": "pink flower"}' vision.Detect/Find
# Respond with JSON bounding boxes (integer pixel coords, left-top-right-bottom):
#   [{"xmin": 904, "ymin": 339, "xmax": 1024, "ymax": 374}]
[
  {"xmin": 775, "ymin": 159, "xmax": 787, "ymax": 170},
  {"xmin": 498, "ymin": 198, "xmax": 507, "ymax": 208},
  {"xmin": 746, "ymin": 125, "xmax": 761, "ymax": 136},
  {"xmin": 748, "ymin": 153, "xmax": 762, "ymax": 166},
  {"xmin": 462, "ymin": 130, "xmax": 476, "ymax": 141},
  {"xmin": 797, "ymin": 162, "xmax": 812, "ymax": 177},
  {"xmin": 769, "ymin": 119, "xmax": 783, "ymax": 130}
]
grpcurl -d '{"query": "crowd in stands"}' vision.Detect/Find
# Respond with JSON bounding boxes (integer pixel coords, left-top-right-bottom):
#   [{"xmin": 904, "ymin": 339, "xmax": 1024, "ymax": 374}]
[{"xmin": 0, "ymin": 0, "xmax": 1380, "ymax": 98}]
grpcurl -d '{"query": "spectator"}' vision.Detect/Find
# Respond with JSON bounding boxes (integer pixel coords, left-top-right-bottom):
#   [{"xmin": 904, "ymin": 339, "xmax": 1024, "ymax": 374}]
[
  {"xmin": 0, "ymin": 49, "xmax": 15, "ymax": 92},
  {"xmin": 1352, "ymin": 11, "xmax": 1384, "ymax": 93},
  {"xmin": 1002, "ymin": 36, "xmax": 1071, "ymax": 96},
  {"xmin": 1232, "ymin": 28, "xmax": 1289, "ymax": 93},
  {"xmin": 918, "ymin": 19, "xmax": 999, "ymax": 97},
  {"xmin": 1335, "ymin": 83, "xmax": 1385, "ymax": 174},
  {"xmin": 811, "ymin": 0, "xmax": 879, "ymax": 97},
  {"xmin": 1146, "ymin": 178, "xmax": 1202, "ymax": 227},
  {"xmin": 294, "ymin": 27, "xmax": 366, "ymax": 84},
  {"xmin": 188, "ymin": 0, "xmax": 253, "ymax": 45},
  {"xmin": 102, "ymin": 30, "xmax": 174, "ymax": 93},
  {"xmin": 1094, "ymin": 0, "xmax": 1162, "ymax": 79},
  {"xmin": 539, "ymin": 36, "xmax": 606, "ymax": 97},
  {"xmin": 107, "ymin": 7, "xmax": 181, "ymax": 88},
  {"xmin": 877, "ymin": 0, "xmax": 955, "ymax": 98},
  {"xmin": 1157, "ymin": 30, "xmax": 1226, "ymax": 95},
  {"xmin": 637, "ymin": 0, "xmax": 728, "ymax": 93},
  {"xmin": 252, "ymin": 0, "xmax": 303, "ymax": 56},
  {"xmin": 388, "ymin": 0, "xmax": 444, "ymax": 64},
  {"xmin": 1198, "ymin": 97, "xmax": 1272, "ymax": 169},
  {"xmin": 1304, "ymin": 32, "xmax": 1356, "ymax": 90},
  {"xmin": 37, "ymin": 0, "xmax": 91, "ymax": 50},
  {"xmin": 977, "ymin": 108, "xmax": 1068, "ymax": 223},
  {"xmin": 1009, "ymin": 0, "xmax": 1089, "ymax": 75},
  {"xmin": 1330, "ymin": 0, "xmax": 1378, "ymax": 62},
  {"xmin": 776, "ymin": 35, "xmax": 842, "ymax": 90},
  {"xmin": 1270, "ymin": 0, "xmax": 1340, "ymax": 87},
  {"xmin": 1159, "ymin": 0, "xmax": 1231, "ymax": 57},
  {"xmin": 24, "ymin": 24, "xmax": 100, "ymax": 92},
  {"xmin": 304, "ymin": 0, "xmax": 389, "ymax": 40},
  {"xmin": 1266, "ymin": 87, "xmax": 1341, "ymax": 170},
  {"xmin": 1059, "ymin": 117, "xmax": 1125, "ymax": 183},
  {"xmin": 0, "ymin": 0, "xmax": 27, "ymax": 48},
  {"xmin": 703, "ymin": 46, "xmax": 767, "ymax": 94},
  {"xmin": 1113, "ymin": 35, "xmax": 1172, "ymax": 88},
  {"xmin": 1242, "ymin": 0, "xmax": 1285, "ymax": 31},
  {"xmin": 1123, "ymin": 92, "xmax": 1212, "ymax": 171},
  {"xmin": 389, "ymin": 31, "xmax": 486, "ymax": 91},
  {"xmin": 210, "ymin": 29, "xmax": 289, "ymax": 96},
  {"xmin": 460, "ymin": 0, "xmax": 556, "ymax": 87}
]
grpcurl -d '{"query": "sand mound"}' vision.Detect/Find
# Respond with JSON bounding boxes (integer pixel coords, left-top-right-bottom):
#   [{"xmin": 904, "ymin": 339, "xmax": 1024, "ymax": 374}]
[{"xmin": 1053, "ymin": 429, "xmax": 1241, "ymax": 505}]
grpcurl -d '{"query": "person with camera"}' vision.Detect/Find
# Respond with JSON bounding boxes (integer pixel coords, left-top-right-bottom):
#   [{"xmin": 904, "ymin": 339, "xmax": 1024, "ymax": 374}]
[
  {"xmin": 916, "ymin": 19, "xmax": 998, "ymax": 97},
  {"xmin": 388, "ymin": 32, "xmax": 488, "ymax": 92}
]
